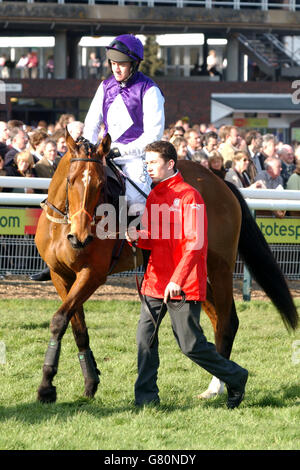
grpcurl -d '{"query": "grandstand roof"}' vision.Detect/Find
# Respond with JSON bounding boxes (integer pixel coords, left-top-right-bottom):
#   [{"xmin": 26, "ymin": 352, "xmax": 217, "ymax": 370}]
[
  {"xmin": 211, "ymin": 93, "xmax": 300, "ymax": 121},
  {"xmin": 0, "ymin": 4, "xmax": 300, "ymax": 36}
]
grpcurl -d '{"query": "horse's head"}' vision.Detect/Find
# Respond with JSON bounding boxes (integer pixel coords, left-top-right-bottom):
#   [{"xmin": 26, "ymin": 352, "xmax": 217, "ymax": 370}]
[{"xmin": 65, "ymin": 130, "xmax": 111, "ymax": 249}]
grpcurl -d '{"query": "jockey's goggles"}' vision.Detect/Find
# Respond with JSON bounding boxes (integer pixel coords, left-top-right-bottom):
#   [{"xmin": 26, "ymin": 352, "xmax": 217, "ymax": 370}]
[{"xmin": 107, "ymin": 40, "xmax": 141, "ymax": 62}]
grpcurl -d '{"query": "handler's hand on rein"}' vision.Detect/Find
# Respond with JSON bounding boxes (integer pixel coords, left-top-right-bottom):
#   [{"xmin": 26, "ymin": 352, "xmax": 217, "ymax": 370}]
[
  {"xmin": 164, "ymin": 282, "xmax": 182, "ymax": 304},
  {"xmin": 125, "ymin": 226, "xmax": 138, "ymax": 244}
]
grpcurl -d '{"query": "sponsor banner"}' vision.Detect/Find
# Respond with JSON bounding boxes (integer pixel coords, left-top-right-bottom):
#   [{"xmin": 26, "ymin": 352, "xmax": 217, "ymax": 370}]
[
  {"xmin": 233, "ymin": 117, "xmax": 268, "ymax": 128},
  {"xmin": 0, "ymin": 208, "xmax": 42, "ymax": 235},
  {"xmin": 257, "ymin": 218, "xmax": 300, "ymax": 244}
]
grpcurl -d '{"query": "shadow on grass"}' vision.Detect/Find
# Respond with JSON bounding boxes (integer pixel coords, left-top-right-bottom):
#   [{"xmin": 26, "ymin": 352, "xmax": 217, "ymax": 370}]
[
  {"xmin": 1, "ymin": 384, "xmax": 298, "ymax": 424},
  {"xmin": 249, "ymin": 384, "xmax": 300, "ymax": 408},
  {"xmin": 196, "ymin": 384, "xmax": 300, "ymax": 410},
  {"xmin": 20, "ymin": 322, "xmax": 50, "ymax": 330},
  {"xmin": 0, "ymin": 398, "xmax": 135, "ymax": 425},
  {"xmin": 0, "ymin": 396, "xmax": 194, "ymax": 425}
]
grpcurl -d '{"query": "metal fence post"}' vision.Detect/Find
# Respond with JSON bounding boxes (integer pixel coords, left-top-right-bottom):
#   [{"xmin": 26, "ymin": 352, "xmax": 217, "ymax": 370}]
[{"xmin": 242, "ymin": 209, "xmax": 255, "ymax": 301}]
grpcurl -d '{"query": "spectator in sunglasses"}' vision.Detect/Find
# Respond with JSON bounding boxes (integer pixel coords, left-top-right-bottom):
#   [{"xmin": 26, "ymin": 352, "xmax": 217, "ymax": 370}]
[{"xmin": 225, "ymin": 151, "xmax": 264, "ymax": 189}]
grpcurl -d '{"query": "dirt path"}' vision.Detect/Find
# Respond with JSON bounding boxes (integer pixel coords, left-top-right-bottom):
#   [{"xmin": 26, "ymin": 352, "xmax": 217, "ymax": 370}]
[{"xmin": 0, "ymin": 276, "xmax": 299, "ymax": 301}]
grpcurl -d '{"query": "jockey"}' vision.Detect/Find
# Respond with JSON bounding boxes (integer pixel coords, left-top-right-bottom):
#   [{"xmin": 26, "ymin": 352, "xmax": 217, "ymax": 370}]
[{"xmin": 83, "ymin": 34, "xmax": 165, "ymax": 216}]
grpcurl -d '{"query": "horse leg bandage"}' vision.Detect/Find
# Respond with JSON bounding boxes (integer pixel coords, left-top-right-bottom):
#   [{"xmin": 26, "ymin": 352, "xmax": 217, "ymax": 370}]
[
  {"xmin": 78, "ymin": 349, "xmax": 100, "ymax": 383},
  {"xmin": 44, "ymin": 339, "xmax": 61, "ymax": 369}
]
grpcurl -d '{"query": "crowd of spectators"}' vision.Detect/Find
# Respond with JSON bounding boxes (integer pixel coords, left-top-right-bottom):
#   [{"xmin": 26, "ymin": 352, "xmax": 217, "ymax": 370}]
[
  {"xmin": 0, "ymin": 115, "xmax": 300, "ymax": 199},
  {"xmin": 0, "ymin": 114, "xmax": 83, "ymax": 193},
  {"xmin": 163, "ymin": 119, "xmax": 300, "ymax": 194}
]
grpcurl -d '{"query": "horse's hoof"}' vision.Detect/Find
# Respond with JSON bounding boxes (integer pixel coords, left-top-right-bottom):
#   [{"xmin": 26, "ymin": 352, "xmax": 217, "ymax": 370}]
[
  {"xmin": 197, "ymin": 377, "xmax": 225, "ymax": 399},
  {"xmin": 197, "ymin": 389, "xmax": 219, "ymax": 399},
  {"xmin": 37, "ymin": 385, "xmax": 57, "ymax": 403},
  {"xmin": 84, "ymin": 380, "xmax": 99, "ymax": 398}
]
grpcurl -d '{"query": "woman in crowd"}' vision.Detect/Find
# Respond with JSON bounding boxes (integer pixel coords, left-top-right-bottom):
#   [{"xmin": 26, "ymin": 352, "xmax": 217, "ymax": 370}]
[
  {"xmin": 171, "ymin": 136, "xmax": 188, "ymax": 160},
  {"xmin": 6, "ymin": 150, "xmax": 36, "ymax": 193},
  {"xmin": 225, "ymin": 150, "xmax": 263, "ymax": 189},
  {"xmin": 208, "ymin": 151, "xmax": 226, "ymax": 179}
]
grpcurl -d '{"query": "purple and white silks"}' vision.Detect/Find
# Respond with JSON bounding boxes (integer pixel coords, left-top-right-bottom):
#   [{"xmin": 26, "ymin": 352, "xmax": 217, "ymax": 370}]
[
  {"xmin": 83, "ymin": 71, "xmax": 165, "ymax": 212},
  {"xmin": 102, "ymin": 72, "xmax": 156, "ymax": 144}
]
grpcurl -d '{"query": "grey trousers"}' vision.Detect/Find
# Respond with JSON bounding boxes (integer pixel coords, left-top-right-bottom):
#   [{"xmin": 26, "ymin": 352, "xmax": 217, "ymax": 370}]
[{"xmin": 135, "ymin": 296, "xmax": 248, "ymax": 405}]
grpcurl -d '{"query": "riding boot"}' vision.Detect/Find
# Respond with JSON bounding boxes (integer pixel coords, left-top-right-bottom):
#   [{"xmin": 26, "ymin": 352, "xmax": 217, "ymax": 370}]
[{"xmin": 30, "ymin": 267, "xmax": 51, "ymax": 282}]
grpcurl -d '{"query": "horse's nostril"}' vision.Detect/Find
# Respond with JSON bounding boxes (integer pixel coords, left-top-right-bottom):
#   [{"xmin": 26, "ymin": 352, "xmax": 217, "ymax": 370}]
[
  {"xmin": 83, "ymin": 235, "xmax": 94, "ymax": 247},
  {"xmin": 67, "ymin": 233, "xmax": 80, "ymax": 248},
  {"xmin": 67, "ymin": 233, "xmax": 94, "ymax": 249}
]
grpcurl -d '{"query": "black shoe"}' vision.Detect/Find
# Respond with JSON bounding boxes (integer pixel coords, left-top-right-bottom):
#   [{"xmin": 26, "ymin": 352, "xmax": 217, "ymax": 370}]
[
  {"xmin": 226, "ymin": 370, "xmax": 248, "ymax": 409},
  {"xmin": 30, "ymin": 268, "xmax": 51, "ymax": 282}
]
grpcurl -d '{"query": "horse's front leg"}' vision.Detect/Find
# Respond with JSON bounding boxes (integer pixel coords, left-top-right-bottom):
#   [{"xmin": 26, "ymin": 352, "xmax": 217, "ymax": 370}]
[
  {"xmin": 37, "ymin": 271, "xmax": 73, "ymax": 403},
  {"xmin": 71, "ymin": 307, "xmax": 100, "ymax": 398},
  {"xmin": 37, "ymin": 269, "xmax": 103, "ymax": 403}
]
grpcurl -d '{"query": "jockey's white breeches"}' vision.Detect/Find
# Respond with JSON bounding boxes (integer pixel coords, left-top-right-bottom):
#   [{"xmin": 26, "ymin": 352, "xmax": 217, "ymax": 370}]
[{"xmin": 113, "ymin": 155, "xmax": 151, "ymax": 216}]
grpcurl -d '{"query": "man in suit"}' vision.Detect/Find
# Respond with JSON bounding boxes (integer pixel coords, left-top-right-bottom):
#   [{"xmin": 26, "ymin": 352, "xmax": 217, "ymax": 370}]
[
  {"xmin": 254, "ymin": 133, "xmax": 276, "ymax": 174},
  {"xmin": 185, "ymin": 129, "xmax": 202, "ymax": 160},
  {"xmin": 4, "ymin": 127, "xmax": 28, "ymax": 168},
  {"xmin": 245, "ymin": 130, "xmax": 263, "ymax": 182},
  {"xmin": 34, "ymin": 139, "xmax": 60, "ymax": 181}
]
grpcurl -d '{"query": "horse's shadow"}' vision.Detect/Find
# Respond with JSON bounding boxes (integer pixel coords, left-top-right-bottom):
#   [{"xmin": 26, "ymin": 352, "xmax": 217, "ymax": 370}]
[
  {"xmin": 0, "ymin": 400, "xmax": 134, "ymax": 425},
  {"xmin": 1, "ymin": 384, "xmax": 299, "ymax": 425},
  {"xmin": 0, "ymin": 398, "xmax": 193, "ymax": 425}
]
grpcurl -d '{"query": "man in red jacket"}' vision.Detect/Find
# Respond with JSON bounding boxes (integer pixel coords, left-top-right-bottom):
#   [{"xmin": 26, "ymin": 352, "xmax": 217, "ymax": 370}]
[{"xmin": 126, "ymin": 140, "xmax": 248, "ymax": 409}]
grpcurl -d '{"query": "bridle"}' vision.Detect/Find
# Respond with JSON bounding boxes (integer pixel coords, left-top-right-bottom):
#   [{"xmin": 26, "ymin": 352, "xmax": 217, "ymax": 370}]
[{"xmin": 41, "ymin": 140, "xmax": 105, "ymax": 225}]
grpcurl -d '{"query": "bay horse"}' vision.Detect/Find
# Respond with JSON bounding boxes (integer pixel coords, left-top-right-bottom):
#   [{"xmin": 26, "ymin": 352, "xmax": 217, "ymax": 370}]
[{"xmin": 35, "ymin": 132, "xmax": 298, "ymax": 403}]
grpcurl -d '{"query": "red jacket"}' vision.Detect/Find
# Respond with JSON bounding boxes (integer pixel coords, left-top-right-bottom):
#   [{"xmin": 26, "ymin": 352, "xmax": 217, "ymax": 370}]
[{"xmin": 136, "ymin": 172, "xmax": 208, "ymax": 301}]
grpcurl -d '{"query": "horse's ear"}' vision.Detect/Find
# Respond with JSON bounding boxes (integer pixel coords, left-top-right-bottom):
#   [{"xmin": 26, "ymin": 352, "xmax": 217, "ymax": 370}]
[
  {"xmin": 97, "ymin": 133, "xmax": 111, "ymax": 159},
  {"xmin": 65, "ymin": 127, "xmax": 77, "ymax": 153}
]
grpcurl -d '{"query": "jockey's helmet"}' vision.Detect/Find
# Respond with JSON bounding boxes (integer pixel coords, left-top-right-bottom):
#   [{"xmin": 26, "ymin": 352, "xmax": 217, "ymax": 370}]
[{"xmin": 106, "ymin": 35, "xmax": 144, "ymax": 63}]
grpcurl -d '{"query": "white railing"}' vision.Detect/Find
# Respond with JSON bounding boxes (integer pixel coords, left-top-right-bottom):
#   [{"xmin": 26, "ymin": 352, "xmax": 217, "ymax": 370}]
[
  {"xmin": 0, "ymin": 177, "xmax": 300, "ymax": 212},
  {"xmin": 0, "ymin": 0, "xmax": 298, "ymax": 12},
  {"xmin": 239, "ymin": 188, "xmax": 300, "ymax": 211},
  {"xmin": 0, "ymin": 177, "xmax": 49, "ymax": 206},
  {"xmin": 0, "ymin": 176, "xmax": 50, "ymax": 190}
]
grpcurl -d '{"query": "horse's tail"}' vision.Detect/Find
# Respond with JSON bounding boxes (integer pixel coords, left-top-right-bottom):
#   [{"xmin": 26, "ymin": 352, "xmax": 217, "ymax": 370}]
[{"xmin": 225, "ymin": 180, "xmax": 299, "ymax": 331}]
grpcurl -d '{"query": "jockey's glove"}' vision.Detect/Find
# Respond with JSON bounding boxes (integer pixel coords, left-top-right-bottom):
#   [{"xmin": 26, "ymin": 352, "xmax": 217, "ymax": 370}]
[{"xmin": 107, "ymin": 148, "xmax": 121, "ymax": 160}]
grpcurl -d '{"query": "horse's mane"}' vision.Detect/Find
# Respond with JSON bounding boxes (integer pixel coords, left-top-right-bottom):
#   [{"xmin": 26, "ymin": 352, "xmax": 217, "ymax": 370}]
[{"xmin": 76, "ymin": 137, "xmax": 98, "ymax": 155}]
